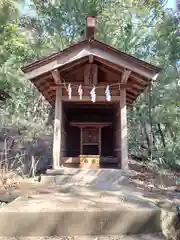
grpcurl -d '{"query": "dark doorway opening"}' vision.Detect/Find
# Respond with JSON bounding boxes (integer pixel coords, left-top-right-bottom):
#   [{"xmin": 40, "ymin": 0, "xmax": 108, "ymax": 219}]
[{"xmin": 83, "ymin": 145, "xmax": 99, "ymax": 155}]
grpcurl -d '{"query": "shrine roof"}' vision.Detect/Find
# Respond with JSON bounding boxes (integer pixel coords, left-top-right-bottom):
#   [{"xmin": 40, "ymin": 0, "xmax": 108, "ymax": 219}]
[
  {"xmin": 21, "ymin": 39, "xmax": 161, "ymax": 106},
  {"xmin": 22, "ymin": 39, "xmax": 160, "ymax": 75}
]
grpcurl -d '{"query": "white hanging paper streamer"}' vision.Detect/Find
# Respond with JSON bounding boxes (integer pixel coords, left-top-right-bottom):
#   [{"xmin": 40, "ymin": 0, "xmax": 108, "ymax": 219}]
[
  {"xmin": 67, "ymin": 83, "xmax": 72, "ymax": 99},
  {"xmin": 90, "ymin": 85, "xmax": 96, "ymax": 102},
  {"xmin": 105, "ymin": 85, "xmax": 111, "ymax": 101},
  {"xmin": 78, "ymin": 84, "xmax": 83, "ymax": 100}
]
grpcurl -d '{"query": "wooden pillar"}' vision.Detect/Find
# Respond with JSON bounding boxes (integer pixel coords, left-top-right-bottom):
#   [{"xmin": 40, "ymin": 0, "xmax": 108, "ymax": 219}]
[
  {"xmin": 53, "ymin": 87, "xmax": 62, "ymax": 169},
  {"xmin": 114, "ymin": 104, "xmax": 121, "ymax": 164},
  {"xmin": 99, "ymin": 127, "xmax": 101, "ymax": 155},
  {"xmin": 80, "ymin": 127, "xmax": 83, "ymax": 155},
  {"xmin": 120, "ymin": 88, "xmax": 128, "ymax": 169}
]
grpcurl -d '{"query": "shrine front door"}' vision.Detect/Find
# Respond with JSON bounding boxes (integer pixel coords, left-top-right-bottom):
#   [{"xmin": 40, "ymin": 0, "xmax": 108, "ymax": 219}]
[{"xmin": 81, "ymin": 127, "xmax": 101, "ymax": 155}]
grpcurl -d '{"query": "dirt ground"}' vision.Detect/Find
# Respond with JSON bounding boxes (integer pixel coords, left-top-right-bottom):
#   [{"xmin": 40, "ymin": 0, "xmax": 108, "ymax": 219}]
[{"xmin": 0, "ymin": 160, "xmax": 180, "ymax": 207}]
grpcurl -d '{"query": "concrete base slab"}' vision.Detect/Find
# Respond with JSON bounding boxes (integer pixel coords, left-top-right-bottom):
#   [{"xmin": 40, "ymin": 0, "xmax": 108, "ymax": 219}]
[
  {"xmin": 0, "ymin": 167, "xmax": 177, "ymax": 238},
  {"xmin": 0, "ymin": 184, "xmax": 162, "ymax": 237}
]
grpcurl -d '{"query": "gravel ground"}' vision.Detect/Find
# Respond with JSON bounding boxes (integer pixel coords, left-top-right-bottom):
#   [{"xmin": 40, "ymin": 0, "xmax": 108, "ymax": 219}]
[{"xmin": 0, "ymin": 234, "xmax": 166, "ymax": 240}]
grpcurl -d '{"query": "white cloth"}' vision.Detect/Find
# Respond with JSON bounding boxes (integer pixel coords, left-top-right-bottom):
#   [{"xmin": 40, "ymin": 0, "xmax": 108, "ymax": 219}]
[
  {"xmin": 105, "ymin": 85, "xmax": 111, "ymax": 101},
  {"xmin": 78, "ymin": 84, "xmax": 83, "ymax": 100},
  {"xmin": 90, "ymin": 86, "xmax": 96, "ymax": 102},
  {"xmin": 67, "ymin": 83, "xmax": 72, "ymax": 99}
]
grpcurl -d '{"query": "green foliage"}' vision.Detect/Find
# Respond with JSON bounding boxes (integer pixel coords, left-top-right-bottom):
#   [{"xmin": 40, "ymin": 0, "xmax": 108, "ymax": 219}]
[{"xmin": 0, "ymin": 0, "xmax": 179, "ymax": 171}]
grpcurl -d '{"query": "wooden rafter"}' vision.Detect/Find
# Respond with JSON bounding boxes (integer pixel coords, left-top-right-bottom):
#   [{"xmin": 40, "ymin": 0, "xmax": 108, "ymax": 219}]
[
  {"xmin": 33, "ymin": 75, "xmax": 51, "ymax": 85},
  {"xmin": 98, "ymin": 64, "xmax": 122, "ymax": 75},
  {"xmin": 63, "ymin": 68, "xmax": 83, "ymax": 78},
  {"xmin": 131, "ymin": 74, "xmax": 149, "ymax": 85},
  {"xmin": 59, "ymin": 57, "xmax": 88, "ymax": 74}
]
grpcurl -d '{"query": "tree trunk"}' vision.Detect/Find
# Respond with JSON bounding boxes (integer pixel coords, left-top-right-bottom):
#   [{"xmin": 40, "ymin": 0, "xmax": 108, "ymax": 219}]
[
  {"xmin": 141, "ymin": 120, "xmax": 153, "ymax": 158},
  {"xmin": 157, "ymin": 123, "xmax": 166, "ymax": 148}
]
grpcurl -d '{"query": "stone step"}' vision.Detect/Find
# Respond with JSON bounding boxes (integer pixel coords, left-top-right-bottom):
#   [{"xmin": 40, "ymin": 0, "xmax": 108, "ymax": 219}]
[
  {"xmin": 46, "ymin": 168, "xmax": 136, "ymax": 176},
  {"xmin": 0, "ymin": 183, "xmax": 177, "ymax": 237},
  {"xmin": 41, "ymin": 168, "xmax": 136, "ymax": 186},
  {"xmin": 0, "ymin": 192, "xmax": 162, "ymax": 237}
]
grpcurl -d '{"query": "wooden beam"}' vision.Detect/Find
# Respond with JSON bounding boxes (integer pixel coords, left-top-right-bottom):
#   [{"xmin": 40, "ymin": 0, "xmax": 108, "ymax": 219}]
[
  {"xmin": 61, "ymin": 96, "xmax": 120, "ymax": 102},
  {"xmin": 51, "ymin": 69, "xmax": 61, "ymax": 84},
  {"xmin": 44, "ymin": 89, "xmax": 134, "ymax": 105},
  {"xmin": 53, "ymin": 87, "xmax": 62, "ymax": 169},
  {"xmin": 47, "ymin": 96, "xmax": 132, "ymax": 106},
  {"xmin": 89, "ymin": 55, "xmax": 94, "ymax": 63},
  {"xmin": 48, "ymin": 82, "xmax": 131, "ymax": 91},
  {"xmin": 40, "ymin": 84, "xmax": 134, "ymax": 103},
  {"xmin": 119, "ymin": 88, "xmax": 128, "ymax": 169},
  {"xmin": 70, "ymin": 122, "xmax": 112, "ymax": 128},
  {"xmin": 92, "ymin": 64, "xmax": 98, "ymax": 85},
  {"xmin": 121, "ymin": 70, "xmax": 131, "ymax": 83},
  {"xmin": 84, "ymin": 64, "xmax": 91, "ymax": 85}
]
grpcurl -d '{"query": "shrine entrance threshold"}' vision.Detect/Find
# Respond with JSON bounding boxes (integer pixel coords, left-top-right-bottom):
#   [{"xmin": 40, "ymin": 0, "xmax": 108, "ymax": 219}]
[{"xmin": 61, "ymin": 102, "xmax": 118, "ymax": 168}]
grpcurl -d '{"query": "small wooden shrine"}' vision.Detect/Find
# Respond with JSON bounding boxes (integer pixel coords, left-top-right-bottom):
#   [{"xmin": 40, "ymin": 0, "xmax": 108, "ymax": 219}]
[{"xmin": 21, "ymin": 17, "xmax": 161, "ymax": 169}]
